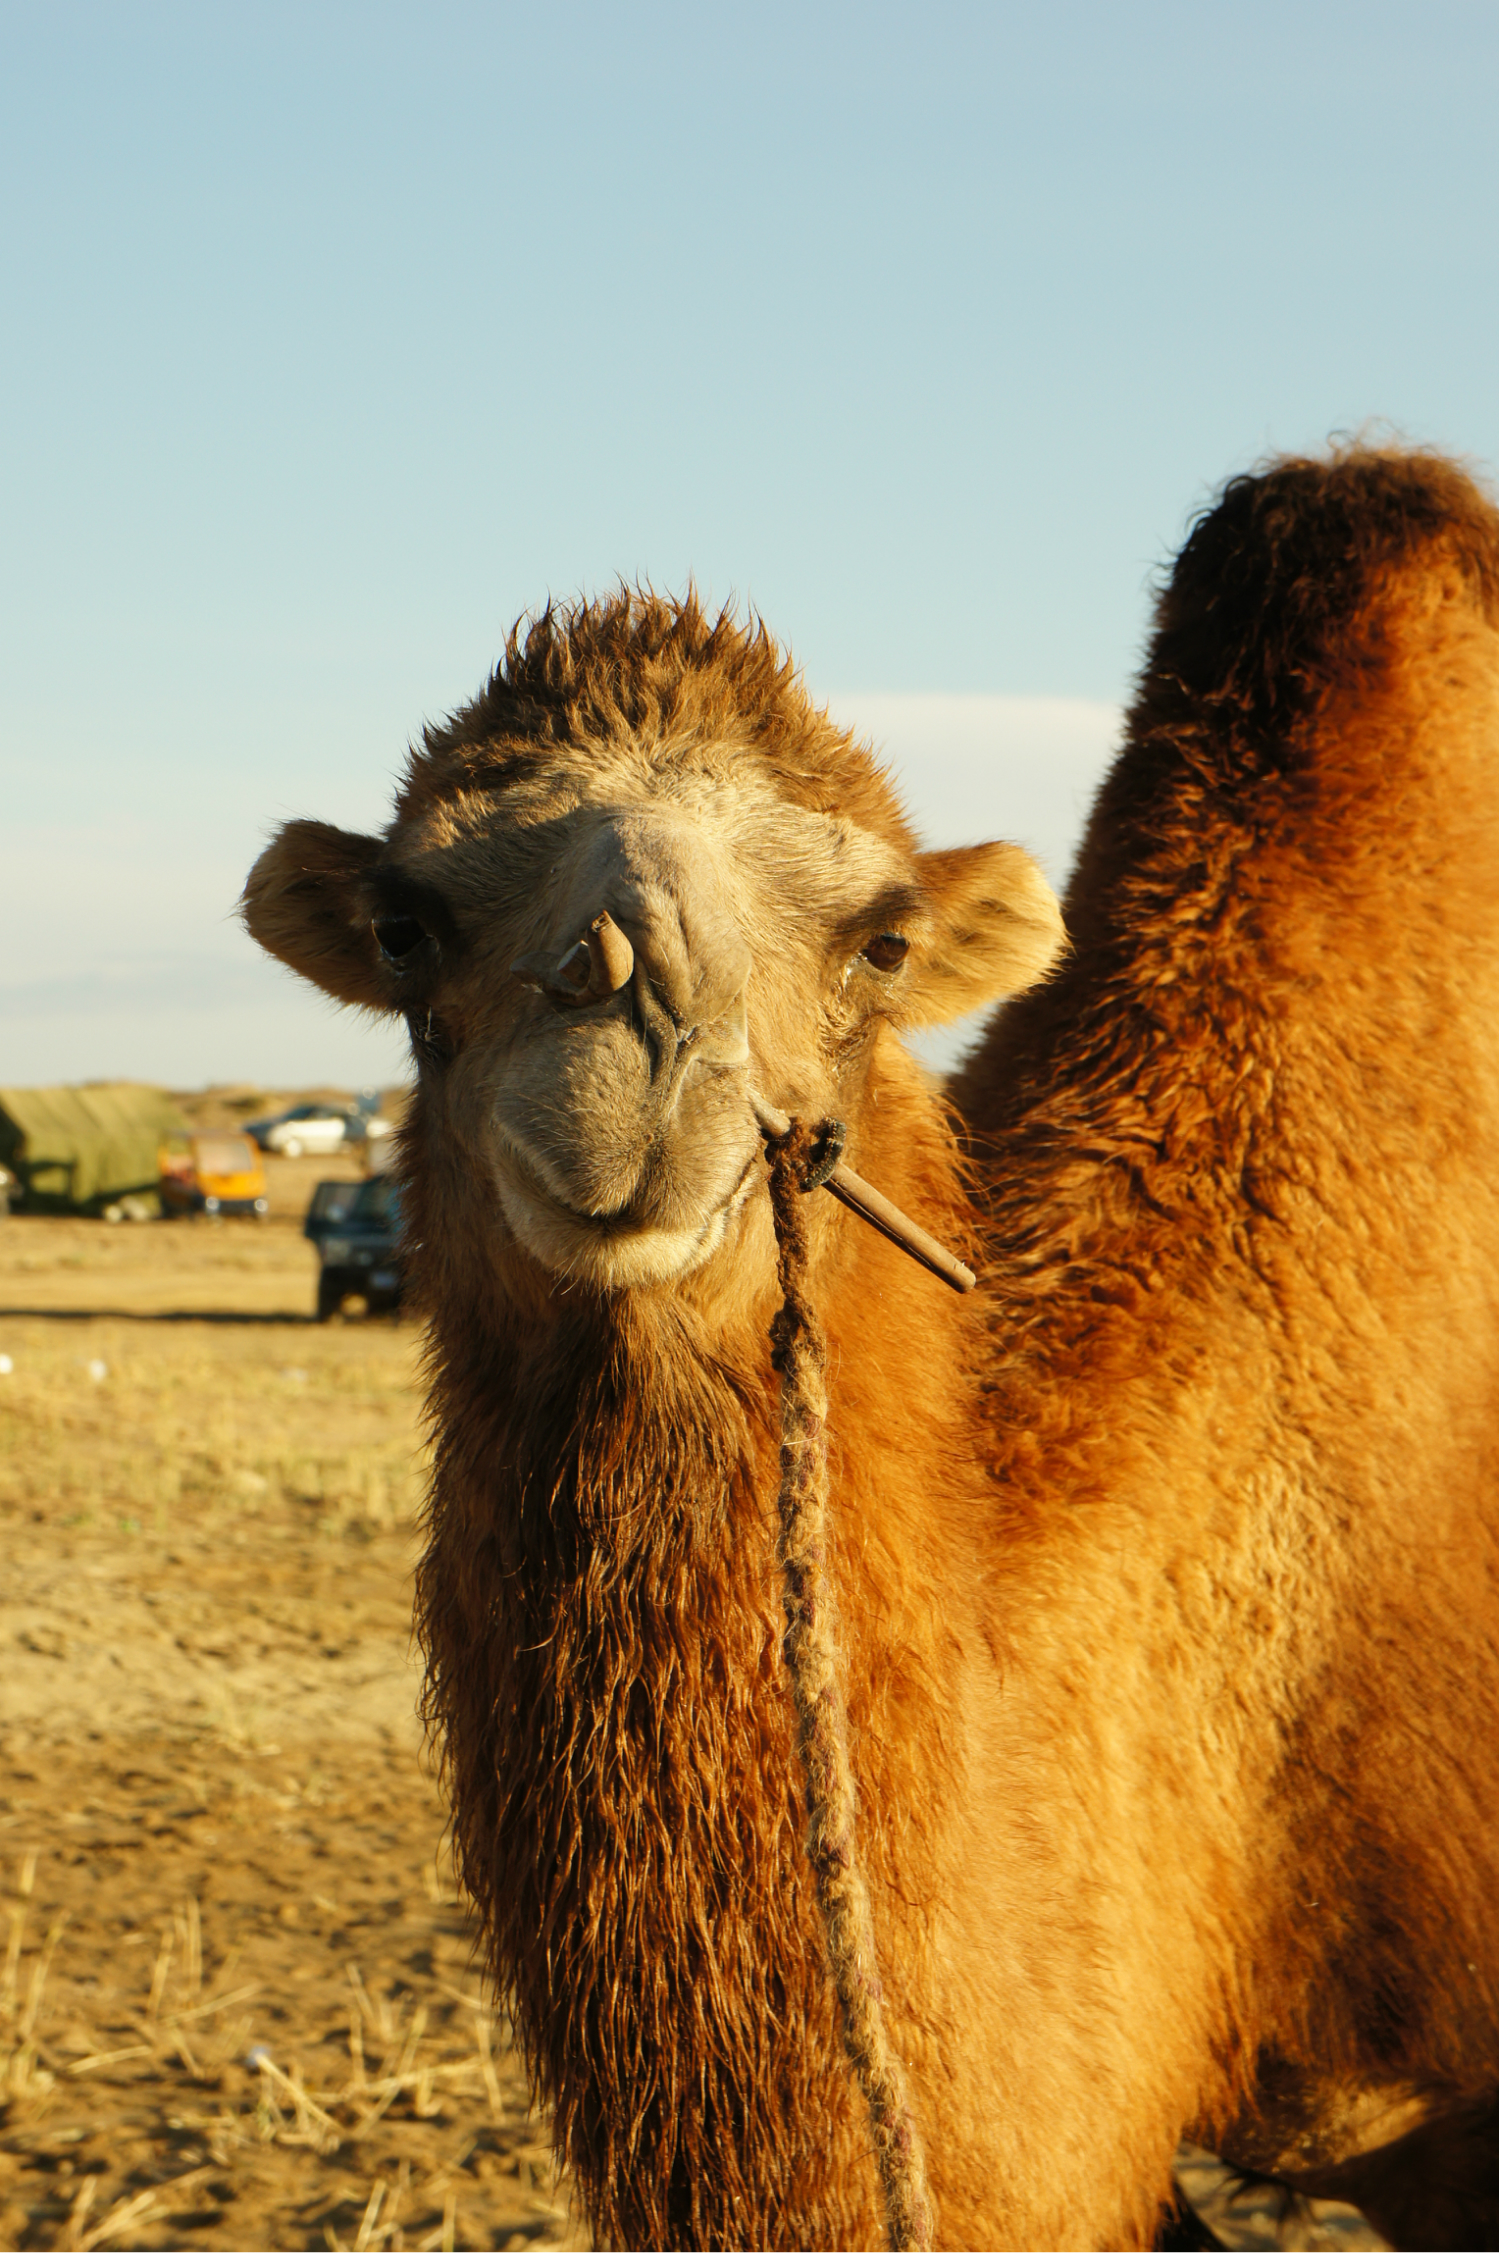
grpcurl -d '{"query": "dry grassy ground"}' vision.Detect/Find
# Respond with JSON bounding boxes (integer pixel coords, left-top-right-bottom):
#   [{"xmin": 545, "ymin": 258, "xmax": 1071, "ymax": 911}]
[{"xmin": 0, "ymin": 1186, "xmax": 586, "ymax": 2253}]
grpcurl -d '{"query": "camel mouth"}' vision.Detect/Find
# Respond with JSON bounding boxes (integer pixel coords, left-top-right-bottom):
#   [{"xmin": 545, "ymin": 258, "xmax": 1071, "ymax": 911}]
[
  {"xmin": 490, "ymin": 1129, "xmax": 762, "ymax": 1289},
  {"xmin": 479, "ymin": 999, "xmax": 763, "ymax": 1287}
]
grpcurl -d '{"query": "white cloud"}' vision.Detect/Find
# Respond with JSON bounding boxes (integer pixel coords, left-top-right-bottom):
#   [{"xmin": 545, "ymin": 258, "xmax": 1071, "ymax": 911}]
[{"xmin": 826, "ymin": 694, "xmax": 1121, "ymax": 886}]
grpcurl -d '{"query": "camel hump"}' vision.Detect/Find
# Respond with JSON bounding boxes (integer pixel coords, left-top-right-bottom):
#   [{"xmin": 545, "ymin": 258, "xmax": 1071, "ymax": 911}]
[
  {"xmin": 1138, "ymin": 444, "xmax": 1499, "ymax": 767},
  {"xmin": 1046, "ymin": 445, "xmax": 1499, "ymax": 949},
  {"xmin": 960, "ymin": 446, "xmax": 1499, "ymax": 1132}
]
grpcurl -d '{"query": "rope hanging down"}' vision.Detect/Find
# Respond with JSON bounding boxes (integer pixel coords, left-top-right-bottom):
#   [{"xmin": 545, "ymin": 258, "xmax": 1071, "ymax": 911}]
[{"xmin": 764, "ymin": 1118, "xmax": 936, "ymax": 2253}]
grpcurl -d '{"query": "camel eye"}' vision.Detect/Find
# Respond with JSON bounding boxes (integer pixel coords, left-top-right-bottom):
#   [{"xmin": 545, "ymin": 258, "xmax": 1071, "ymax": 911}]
[
  {"xmin": 862, "ymin": 931, "xmax": 909, "ymax": 973},
  {"xmin": 373, "ymin": 915, "xmax": 428, "ymax": 966}
]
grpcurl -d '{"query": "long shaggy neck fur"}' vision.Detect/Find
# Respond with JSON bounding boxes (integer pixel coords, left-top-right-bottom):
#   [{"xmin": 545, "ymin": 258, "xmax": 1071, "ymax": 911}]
[
  {"xmin": 408, "ymin": 1081, "xmax": 968, "ymax": 2246},
  {"xmin": 410, "ymin": 1031, "xmax": 969, "ymax": 2234}
]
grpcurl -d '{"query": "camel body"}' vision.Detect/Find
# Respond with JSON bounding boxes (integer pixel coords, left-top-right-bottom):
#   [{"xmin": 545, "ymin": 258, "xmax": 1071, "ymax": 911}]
[{"xmin": 245, "ymin": 450, "xmax": 1499, "ymax": 2248}]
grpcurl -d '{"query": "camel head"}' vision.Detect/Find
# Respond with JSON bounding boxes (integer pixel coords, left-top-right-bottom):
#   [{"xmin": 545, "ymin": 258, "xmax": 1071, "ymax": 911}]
[{"xmin": 244, "ymin": 594, "xmax": 1063, "ymax": 1298}]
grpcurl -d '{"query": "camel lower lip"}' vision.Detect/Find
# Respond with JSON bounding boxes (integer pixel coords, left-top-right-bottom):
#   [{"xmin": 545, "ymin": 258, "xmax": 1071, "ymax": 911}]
[
  {"xmin": 548, "ymin": 1145, "xmax": 762, "ymax": 1236},
  {"xmin": 491, "ymin": 1131, "xmax": 762, "ymax": 1284}
]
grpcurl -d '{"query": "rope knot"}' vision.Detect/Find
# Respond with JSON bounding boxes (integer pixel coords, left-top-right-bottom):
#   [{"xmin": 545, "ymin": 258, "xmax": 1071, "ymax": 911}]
[{"xmin": 764, "ymin": 1113, "xmax": 846, "ymax": 1194}]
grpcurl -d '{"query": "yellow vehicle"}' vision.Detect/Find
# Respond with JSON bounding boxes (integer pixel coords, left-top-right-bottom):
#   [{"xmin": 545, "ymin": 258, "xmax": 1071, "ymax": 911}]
[{"xmin": 159, "ymin": 1132, "xmax": 269, "ymax": 1220}]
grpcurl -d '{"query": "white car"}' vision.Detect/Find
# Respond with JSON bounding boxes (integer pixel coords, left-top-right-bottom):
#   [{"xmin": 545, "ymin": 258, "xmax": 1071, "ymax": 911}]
[{"xmin": 249, "ymin": 1105, "xmax": 353, "ymax": 1159}]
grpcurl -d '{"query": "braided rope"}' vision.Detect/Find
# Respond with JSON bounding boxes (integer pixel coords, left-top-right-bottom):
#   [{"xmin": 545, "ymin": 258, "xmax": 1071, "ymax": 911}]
[{"xmin": 766, "ymin": 1121, "xmax": 936, "ymax": 2253}]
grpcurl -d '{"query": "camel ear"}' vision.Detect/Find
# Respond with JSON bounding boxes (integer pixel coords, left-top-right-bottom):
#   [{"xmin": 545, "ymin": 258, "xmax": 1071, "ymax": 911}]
[
  {"xmin": 904, "ymin": 841, "xmax": 1065, "ymax": 1025},
  {"xmin": 242, "ymin": 820, "xmax": 391, "ymax": 1010}
]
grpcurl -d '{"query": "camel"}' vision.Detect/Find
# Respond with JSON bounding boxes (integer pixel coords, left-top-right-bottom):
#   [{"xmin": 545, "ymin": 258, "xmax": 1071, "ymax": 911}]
[{"xmin": 243, "ymin": 445, "xmax": 1499, "ymax": 2250}]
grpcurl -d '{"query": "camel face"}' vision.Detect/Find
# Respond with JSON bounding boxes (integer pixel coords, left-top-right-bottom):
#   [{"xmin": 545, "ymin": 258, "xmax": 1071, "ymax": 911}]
[
  {"xmin": 479, "ymin": 792, "xmax": 761, "ymax": 1288},
  {"xmin": 399, "ymin": 766, "xmax": 933, "ymax": 1289},
  {"xmin": 244, "ymin": 600, "xmax": 1065, "ymax": 1292}
]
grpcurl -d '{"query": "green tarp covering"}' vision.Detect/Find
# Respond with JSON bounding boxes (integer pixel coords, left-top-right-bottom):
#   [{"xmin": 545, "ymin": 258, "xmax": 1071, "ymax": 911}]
[{"xmin": 0, "ymin": 1084, "xmax": 187, "ymax": 1212}]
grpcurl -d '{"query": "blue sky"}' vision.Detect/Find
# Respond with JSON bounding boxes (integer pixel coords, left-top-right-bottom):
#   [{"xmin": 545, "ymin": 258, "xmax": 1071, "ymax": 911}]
[{"xmin": 3, "ymin": 1, "xmax": 1497, "ymax": 1087}]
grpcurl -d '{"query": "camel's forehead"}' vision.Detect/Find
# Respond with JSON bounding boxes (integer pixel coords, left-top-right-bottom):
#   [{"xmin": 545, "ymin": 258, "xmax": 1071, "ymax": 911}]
[{"xmin": 391, "ymin": 733, "xmax": 917, "ymax": 903}]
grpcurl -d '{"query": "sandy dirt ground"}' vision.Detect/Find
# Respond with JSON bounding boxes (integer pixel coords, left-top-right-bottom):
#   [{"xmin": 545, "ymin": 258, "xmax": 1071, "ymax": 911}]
[{"xmin": 0, "ymin": 1189, "xmax": 587, "ymax": 2253}]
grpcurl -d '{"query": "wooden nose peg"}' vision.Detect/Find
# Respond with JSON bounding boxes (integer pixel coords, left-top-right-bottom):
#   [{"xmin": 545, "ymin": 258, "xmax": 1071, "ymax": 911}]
[
  {"xmin": 750, "ymin": 1092, "xmax": 977, "ymax": 1294},
  {"xmin": 511, "ymin": 911, "xmax": 636, "ymax": 1005},
  {"xmin": 584, "ymin": 912, "xmax": 634, "ymax": 996}
]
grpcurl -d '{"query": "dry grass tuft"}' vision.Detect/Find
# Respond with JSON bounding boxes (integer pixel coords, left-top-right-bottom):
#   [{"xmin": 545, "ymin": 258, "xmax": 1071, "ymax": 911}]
[{"xmin": 1, "ymin": 1848, "xmax": 578, "ymax": 2250}]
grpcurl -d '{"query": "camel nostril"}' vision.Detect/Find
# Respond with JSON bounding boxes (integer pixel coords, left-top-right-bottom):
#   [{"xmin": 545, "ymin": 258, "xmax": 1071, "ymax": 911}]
[
  {"xmin": 714, "ymin": 988, "xmax": 749, "ymax": 1066},
  {"xmin": 683, "ymin": 987, "xmax": 749, "ymax": 1071}
]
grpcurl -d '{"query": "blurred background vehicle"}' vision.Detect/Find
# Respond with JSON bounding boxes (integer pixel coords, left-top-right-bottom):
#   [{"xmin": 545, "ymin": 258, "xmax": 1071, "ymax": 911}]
[
  {"xmin": 246, "ymin": 1102, "xmax": 354, "ymax": 1158},
  {"xmin": 159, "ymin": 1131, "xmax": 270, "ymax": 1220},
  {"xmin": 303, "ymin": 1174, "xmax": 404, "ymax": 1321},
  {"xmin": 0, "ymin": 1083, "xmax": 185, "ymax": 1217},
  {"xmin": 247, "ymin": 1100, "xmax": 393, "ymax": 1161}
]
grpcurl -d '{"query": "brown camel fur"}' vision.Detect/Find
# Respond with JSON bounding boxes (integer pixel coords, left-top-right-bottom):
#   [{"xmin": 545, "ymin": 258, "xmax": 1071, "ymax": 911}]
[{"xmin": 243, "ymin": 446, "xmax": 1499, "ymax": 2250}]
